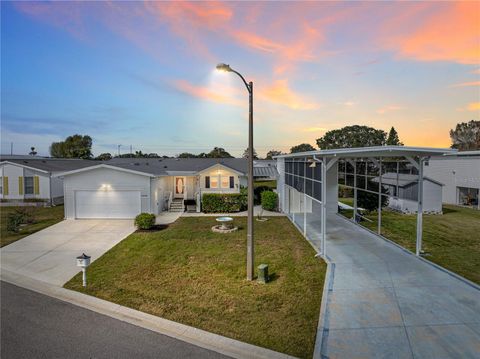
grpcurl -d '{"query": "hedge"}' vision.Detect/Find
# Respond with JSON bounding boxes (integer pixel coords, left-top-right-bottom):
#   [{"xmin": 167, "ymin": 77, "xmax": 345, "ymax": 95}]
[
  {"xmin": 202, "ymin": 193, "xmax": 247, "ymax": 213},
  {"xmin": 261, "ymin": 191, "xmax": 278, "ymax": 211}
]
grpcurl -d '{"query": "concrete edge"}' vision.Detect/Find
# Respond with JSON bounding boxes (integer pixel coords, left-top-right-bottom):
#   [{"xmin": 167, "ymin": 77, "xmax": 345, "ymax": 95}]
[
  {"xmin": 335, "ymin": 213, "xmax": 480, "ymax": 291},
  {"xmin": 312, "ymin": 255, "xmax": 333, "ymax": 359},
  {"xmin": 0, "ymin": 269, "xmax": 296, "ymax": 359}
]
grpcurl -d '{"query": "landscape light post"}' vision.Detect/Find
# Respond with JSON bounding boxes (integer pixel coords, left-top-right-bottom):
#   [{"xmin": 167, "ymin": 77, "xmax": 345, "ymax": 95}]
[{"xmin": 216, "ymin": 63, "xmax": 254, "ymax": 281}]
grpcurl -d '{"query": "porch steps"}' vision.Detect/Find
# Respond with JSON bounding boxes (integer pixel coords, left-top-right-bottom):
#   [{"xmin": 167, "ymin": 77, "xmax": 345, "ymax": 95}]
[{"xmin": 169, "ymin": 199, "xmax": 185, "ymax": 212}]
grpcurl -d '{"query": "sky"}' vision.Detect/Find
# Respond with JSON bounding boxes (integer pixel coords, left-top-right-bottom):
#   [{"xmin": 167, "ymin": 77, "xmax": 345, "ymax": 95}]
[{"xmin": 1, "ymin": 1, "xmax": 479, "ymax": 157}]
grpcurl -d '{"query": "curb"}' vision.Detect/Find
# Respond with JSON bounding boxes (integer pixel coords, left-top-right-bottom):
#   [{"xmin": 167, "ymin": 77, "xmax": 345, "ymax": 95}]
[{"xmin": 0, "ymin": 269, "xmax": 296, "ymax": 359}]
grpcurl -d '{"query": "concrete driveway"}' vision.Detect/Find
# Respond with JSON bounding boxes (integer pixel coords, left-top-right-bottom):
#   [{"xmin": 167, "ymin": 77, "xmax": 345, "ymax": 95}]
[{"xmin": 0, "ymin": 220, "xmax": 135, "ymax": 286}]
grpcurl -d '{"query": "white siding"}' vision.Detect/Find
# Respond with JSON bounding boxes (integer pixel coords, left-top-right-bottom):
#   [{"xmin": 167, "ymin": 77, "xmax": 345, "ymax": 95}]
[
  {"xmin": 1, "ymin": 164, "xmax": 24, "ymax": 199},
  {"xmin": 0, "ymin": 163, "xmax": 50, "ymax": 200},
  {"xmin": 424, "ymin": 156, "xmax": 480, "ymax": 205},
  {"xmin": 63, "ymin": 167, "xmax": 151, "ymax": 219},
  {"xmin": 326, "ymin": 161, "xmax": 338, "ymax": 214},
  {"xmin": 198, "ymin": 165, "xmax": 241, "ymax": 194},
  {"xmin": 276, "ymin": 158, "xmax": 285, "ymax": 212}
]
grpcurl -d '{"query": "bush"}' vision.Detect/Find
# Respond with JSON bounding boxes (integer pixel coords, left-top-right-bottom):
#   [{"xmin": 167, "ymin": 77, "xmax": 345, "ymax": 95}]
[
  {"xmin": 254, "ymin": 185, "xmax": 272, "ymax": 205},
  {"xmin": 202, "ymin": 193, "xmax": 247, "ymax": 213},
  {"xmin": 6, "ymin": 208, "xmax": 36, "ymax": 232},
  {"xmin": 338, "ymin": 185, "xmax": 353, "ymax": 198},
  {"xmin": 134, "ymin": 213, "xmax": 156, "ymax": 230},
  {"xmin": 261, "ymin": 191, "xmax": 278, "ymax": 211}
]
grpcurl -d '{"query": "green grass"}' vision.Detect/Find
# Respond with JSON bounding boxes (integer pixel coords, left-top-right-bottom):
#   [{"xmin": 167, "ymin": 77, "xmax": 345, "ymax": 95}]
[
  {"xmin": 338, "ymin": 202, "xmax": 480, "ymax": 285},
  {"xmin": 0, "ymin": 205, "xmax": 64, "ymax": 247},
  {"xmin": 64, "ymin": 217, "xmax": 326, "ymax": 358},
  {"xmin": 254, "ymin": 180, "xmax": 277, "ymax": 189}
]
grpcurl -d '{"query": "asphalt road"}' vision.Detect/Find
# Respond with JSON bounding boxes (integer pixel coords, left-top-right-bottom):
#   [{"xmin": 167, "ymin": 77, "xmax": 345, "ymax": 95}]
[{"xmin": 1, "ymin": 281, "xmax": 229, "ymax": 359}]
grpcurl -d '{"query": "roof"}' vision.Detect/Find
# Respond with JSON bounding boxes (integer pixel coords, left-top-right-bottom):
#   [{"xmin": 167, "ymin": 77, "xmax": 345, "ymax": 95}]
[
  {"xmin": 371, "ymin": 173, "xmax": 443, "ymax": 187},
  {"xmin": 274, "ymin": 146, "xmax": 457, "ymax": 159},
  {"xmin": 253, "ymin": 166, "xmax": 278, "ymax": 178},
  {"xmin": 443, "ymin": 150, "xmax": 480, "ymax": 157},
  {"xmin": 0, "ymin": 158, "xmax": 97, "ymax": 173},
  {"xmin": 106, "ymin": 157, "xmax": 248, "ymax": 176}
]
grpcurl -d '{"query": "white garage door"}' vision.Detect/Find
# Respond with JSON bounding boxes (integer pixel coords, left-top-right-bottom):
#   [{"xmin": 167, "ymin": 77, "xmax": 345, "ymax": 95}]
[{"xmin": 75, "ymin": 190, "xmax": 141, "ymax": 219}]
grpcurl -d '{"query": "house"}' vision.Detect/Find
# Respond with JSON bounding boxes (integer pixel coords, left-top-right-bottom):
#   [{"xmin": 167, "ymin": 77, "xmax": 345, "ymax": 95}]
[
  {"xmin": 0, "ymin": 157, "xmax": 96, "ymax": 205},
  {"xmin": 371, "ymin": 173, "xmax": 443, "ymax": 214},
  {"xmin": 56, "ymin": 158, "xmax": 255, "ymax": 219},
  {"xmin": 424, "ymin": 150, "xmax": 480, "ymax": 209},
  {"xmin": 252, "ymin": 160, "xmax": 278, "ymax": 180}
]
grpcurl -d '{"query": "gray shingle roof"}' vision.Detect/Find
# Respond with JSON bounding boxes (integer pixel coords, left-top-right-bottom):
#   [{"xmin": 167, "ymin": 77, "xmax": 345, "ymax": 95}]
[{"xmin": 0, "ymin": 158, "xmax": 98, "ymax": 173}]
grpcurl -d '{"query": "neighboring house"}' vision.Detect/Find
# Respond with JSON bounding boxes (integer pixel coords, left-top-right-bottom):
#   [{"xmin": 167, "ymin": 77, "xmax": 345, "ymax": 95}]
[
  {"xmin": 0, "ymin": 157, "xmax": 96, "ymax": 205},
  {"xmin": 372, "ymin": 173, "xmax": 443, "ymax": 214},
  {"xmin": 252, "ymin": 160, "xmax": 278, "ymax": 180},
  {"xmin": 57, "ymin": 158, "xmax": 255, "ymax": 219},
  {"xmin": 424, "ymin": 151, "xmax": 480, "ymax": 209}
]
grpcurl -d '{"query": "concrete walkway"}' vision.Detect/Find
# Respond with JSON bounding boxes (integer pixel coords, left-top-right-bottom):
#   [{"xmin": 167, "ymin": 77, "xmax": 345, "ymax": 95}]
[
  {"xmin": 0, "ymin": 220, "xmax": 135, "ymax": 286},
  {"xmin": 309, "ymin": 214, "xmax": 480, "ymax": 358},
  {"xmin": 182, "ymin": 205, "xmax": 285, "ymax": 217}
]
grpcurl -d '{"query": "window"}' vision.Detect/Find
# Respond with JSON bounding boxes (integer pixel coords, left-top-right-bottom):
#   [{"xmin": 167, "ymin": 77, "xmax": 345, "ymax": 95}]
[
  {"xmin": 24, "ymin": 176, "xmax": 34, "ymax": 195},
  {"xmin": 205, "ymin": 176, "xmax": 210, "ymax": 188},
  {"xmin": 210, "ymin": 175, "xmax": 219, "ymax": 188},
  {"xmin": 221, "ymin": 176, "xmax": 229, "ymax": 188}
]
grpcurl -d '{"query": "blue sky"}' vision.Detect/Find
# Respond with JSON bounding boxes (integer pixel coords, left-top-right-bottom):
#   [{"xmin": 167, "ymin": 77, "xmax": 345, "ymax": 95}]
[{"xmin": 1, "ymin": 1, "xmax": 479, "ymax": 157}]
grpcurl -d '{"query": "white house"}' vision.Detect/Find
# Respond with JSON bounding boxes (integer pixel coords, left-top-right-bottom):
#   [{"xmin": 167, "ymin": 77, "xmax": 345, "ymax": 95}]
[
  {"xmin": 57, "ymin": 158, "xmax": 252, "ymax": 219},
  {"xmin": 372, "ymin": 173, "xmax": 443, "ymax": 214},
  {"xmin": 424, "ymin": 151, "xmax": 480, "ymax": 209},
  {"xmin": 0, "ymin": 157, "xmax": 96, "ymax": 205}
]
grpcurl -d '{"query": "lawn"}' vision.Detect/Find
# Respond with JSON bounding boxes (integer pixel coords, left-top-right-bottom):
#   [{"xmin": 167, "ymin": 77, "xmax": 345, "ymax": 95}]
[
  {"xmin": 338, "ymin": 199, "xmax": 480, "ymax": 284},
  {"xmin": 0, "ymin": 205, "xmax": 65, "ymax": 247},
  {"xmin": 65, "ymin": 216, "xmax": 326, "ymax": 358},
  {"xmin": 254, "ymin": 179, "xmax": 277, "ymax": 189}
]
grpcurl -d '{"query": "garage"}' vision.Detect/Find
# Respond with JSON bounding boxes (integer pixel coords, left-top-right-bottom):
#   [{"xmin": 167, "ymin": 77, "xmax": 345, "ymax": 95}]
[{"xmin": 75, "ymin": 190, "xmax": 141, "ymax": 219}]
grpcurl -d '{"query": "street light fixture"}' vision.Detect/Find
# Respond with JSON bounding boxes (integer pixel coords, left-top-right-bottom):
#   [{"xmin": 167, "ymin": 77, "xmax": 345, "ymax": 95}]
[{"xmin": 216, "ymin": 63, "xmax": 254, "ymax": 281}]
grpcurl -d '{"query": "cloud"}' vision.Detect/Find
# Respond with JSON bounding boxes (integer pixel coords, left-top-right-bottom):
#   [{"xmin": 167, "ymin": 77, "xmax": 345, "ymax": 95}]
[
  {"xmin": 340, "ymin": 101, "xmax": 357, "ymax": 107},
  {"xmin": 259, "ymin": 80, "xmax": 320, "ymax": 110},
  {"xmin": 377, "ymin": 105, "xmax": 403, "ymax": 115},
  {"xmin": 389, "ymin": 2, "xmax": 480, "ymax": 64},
  {"xmin": 172, "ymin": 80, "xmax": 242, "ymax": 106},
  {"xmin": 449, "ymin": 81, "xmax": 480, "ymax": 88},
  {"xmin": 467, "ymin": 102, "xmax": 480, "ymax": 111}
]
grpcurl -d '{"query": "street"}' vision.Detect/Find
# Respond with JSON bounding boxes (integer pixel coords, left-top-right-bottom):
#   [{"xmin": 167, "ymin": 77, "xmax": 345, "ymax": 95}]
[{"xmin": 1, "ymin": 281, "xmax": 229, "ymax": 359}]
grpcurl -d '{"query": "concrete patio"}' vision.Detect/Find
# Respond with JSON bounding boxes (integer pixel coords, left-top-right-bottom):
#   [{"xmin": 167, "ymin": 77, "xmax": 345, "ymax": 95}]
[{"xmin": 309, "ymin": 214, "xmax": 480, "ymax": 358}]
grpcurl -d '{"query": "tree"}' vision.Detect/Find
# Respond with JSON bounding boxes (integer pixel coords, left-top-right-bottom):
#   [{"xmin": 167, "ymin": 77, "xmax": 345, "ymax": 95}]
[
  {"xmin": 242, "ymin": 147, "xmax": 258, "ymax": 159},
  {"xmin": 290, "ymin": 143, "xmax": 316, "ymax": 153},
  {"xmin": 29, "ymin": 147, "xmax": 37, "ymax": 156},
  {"xmin": 316, "ymin": 125, "xmax": 387, "ymax": 149},
  {"xmin": 207, "ymin": 147, "xmax": 233, "ymax": 158},
  {"xmin": 50, "ymin": 134, "xmax": 93, "ymax": 159},
  {"xmin": 386, "ymin": 127, "xmax": 403, "ymax": 146},
  {"xmin": 96, "ymin": 153, "xmax": 112, "ymax": 161},
  {"xmin": 146, "ymin": 153, "xmax": 160, "ymax": 158},
  {"xmin": 265, "ymin": 150, "xmax": 283, "ymax": 159},
  {"xmin": 177, "ymin": 152, "xmax": 198, "ymax": 158},
  {"xmin": 450, "ymin": 120, "xmax": 480, "ymax": 151}
]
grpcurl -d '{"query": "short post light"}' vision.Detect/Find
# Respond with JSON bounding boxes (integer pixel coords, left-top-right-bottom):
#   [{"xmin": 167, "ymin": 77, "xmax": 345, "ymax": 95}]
[{"xmin": 76, "ymin": 253, "xmax": 91, "ymax": 287}]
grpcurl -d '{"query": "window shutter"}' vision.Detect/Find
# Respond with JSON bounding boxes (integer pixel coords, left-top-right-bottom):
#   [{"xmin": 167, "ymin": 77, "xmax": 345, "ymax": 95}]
[
  {"xmin": 229, "ymin": 176, "xmax": 234, "ymax": 188},
  {"xmin": 34, "ymin": 176, "xmax": 40, "ymax": 195},
  {"xmin": 3, "ymin": 177, "xmax": 8, "ymax": 195},
  {"xmin": 18, "ymin": 177, "xmax": 24, "ymax": 195},
  {"xmin": 205, "ymin": 176, "xmax": 210, "ymax": 189}
]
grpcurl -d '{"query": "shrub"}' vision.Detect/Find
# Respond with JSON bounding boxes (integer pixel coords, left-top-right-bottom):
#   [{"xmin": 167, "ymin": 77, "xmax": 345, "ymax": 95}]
[
  {"xmin": 261, "ymin": 191, "xmax": 278, "ymax": 211},
  {"xmin": 134, "ymin": 213, "xmax": 156, "ymax": 230},
  {"xmin": 254, "ymin": 185, "xmax": 272, "ymax": 205},
  {"xmin": 338, "ymin": 185, "xmax": 353, "ymax": 198},
  {"xmin": 202, "ymin": 193, "xmax": 247, "ymax": 213},
  {"xmin": 7, "ymin": 212, "xmax": 24, "ymax": 233}
]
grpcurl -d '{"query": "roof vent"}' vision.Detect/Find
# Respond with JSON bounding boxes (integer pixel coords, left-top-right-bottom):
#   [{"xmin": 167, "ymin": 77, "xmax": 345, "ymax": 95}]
[
  {"xmin": 42, "ymin": 160, "xmax": 46, "ymax": 163},
  {"xmin": 134, "ymin": 163, "xmax": 140, "ymax": 166},
  {"xmin": 146, "ymin": 162, "xmax": 149, "ymax": 166},
  {"xmin": 164, "ymin": 165, "xmax": 168, "ymax": 168}
]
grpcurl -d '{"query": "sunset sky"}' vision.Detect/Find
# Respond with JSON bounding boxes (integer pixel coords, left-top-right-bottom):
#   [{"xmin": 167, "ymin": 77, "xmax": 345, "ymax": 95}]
[{"xmin": 1, "ymin": 1, "xmax": 479, "ymax": 157}]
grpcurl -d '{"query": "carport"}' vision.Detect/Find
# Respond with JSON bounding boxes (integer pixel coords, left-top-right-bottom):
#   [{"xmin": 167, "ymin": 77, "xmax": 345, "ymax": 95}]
[{"xmin": 275, "ymin": 146, "xmax": 456, "ymax": 257}]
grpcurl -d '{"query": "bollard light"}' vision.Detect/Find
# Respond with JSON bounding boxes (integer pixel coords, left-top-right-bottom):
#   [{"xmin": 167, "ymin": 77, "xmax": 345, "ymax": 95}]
[{"xmin": 76, "ymin": 253, "xmax": 91, "ymax": 287}]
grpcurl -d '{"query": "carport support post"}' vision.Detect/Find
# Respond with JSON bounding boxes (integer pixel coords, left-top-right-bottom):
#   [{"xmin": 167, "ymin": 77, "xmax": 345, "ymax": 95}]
[
  {"xmin": 416, "ymin": 157, "xmax": 425, "ymax": 256},
  {"xmin": 321, "ymin": 157, "xmax": 327, "ymax": 255},
  {"xmin": 353, "ymin": 160, "xmax": 357, "ymax": 221},
  {"xmin": 378, "ymin": 157, "xmax": 382, "ymax": 235}
]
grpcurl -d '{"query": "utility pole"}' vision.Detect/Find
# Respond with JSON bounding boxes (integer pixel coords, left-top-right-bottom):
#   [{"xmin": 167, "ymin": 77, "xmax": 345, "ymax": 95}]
[
  {"xmin": 130, "ymin": 145, "xmax": 132, "ymax": 155},
  {"xmin": 118, "ymin": 145, "xmax": 121, "ymax": 156},
  {"xmin": 10, "ymin": 142, "xmax": 13, "ymax": 155}
]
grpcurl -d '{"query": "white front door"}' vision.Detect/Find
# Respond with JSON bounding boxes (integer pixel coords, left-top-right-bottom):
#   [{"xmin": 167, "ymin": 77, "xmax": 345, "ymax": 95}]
[
  {"xmin": 174, "ymin": 177, "xmax": 186, "ymax": 198},
  {"xmin": 75, "ymin": 190, "xmax": 141, "ymax": 219}
]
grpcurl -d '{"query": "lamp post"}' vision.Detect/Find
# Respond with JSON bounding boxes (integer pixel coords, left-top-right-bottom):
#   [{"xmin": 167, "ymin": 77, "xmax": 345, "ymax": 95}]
[{"xmin": 216, "ymin": 63, "xmax": 254, "ymax": 281}]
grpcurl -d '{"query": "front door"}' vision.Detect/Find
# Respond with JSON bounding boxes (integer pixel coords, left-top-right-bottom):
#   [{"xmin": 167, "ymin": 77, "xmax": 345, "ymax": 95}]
[{"xmin": 174, "ymin": 177, "xmax": 185, "ymax": 198}]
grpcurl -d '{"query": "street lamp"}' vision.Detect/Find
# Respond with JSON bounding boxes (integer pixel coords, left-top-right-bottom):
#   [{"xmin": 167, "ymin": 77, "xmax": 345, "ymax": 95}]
[{"xmin": 216, "ymin": 63, "xmax": 254, "ymax": 281}]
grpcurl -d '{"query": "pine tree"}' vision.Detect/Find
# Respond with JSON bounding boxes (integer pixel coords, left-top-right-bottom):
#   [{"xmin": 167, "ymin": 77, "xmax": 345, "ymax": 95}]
[{"xmin": 386, "ymin": 127, "xmax": 403, "ymax": 146}]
